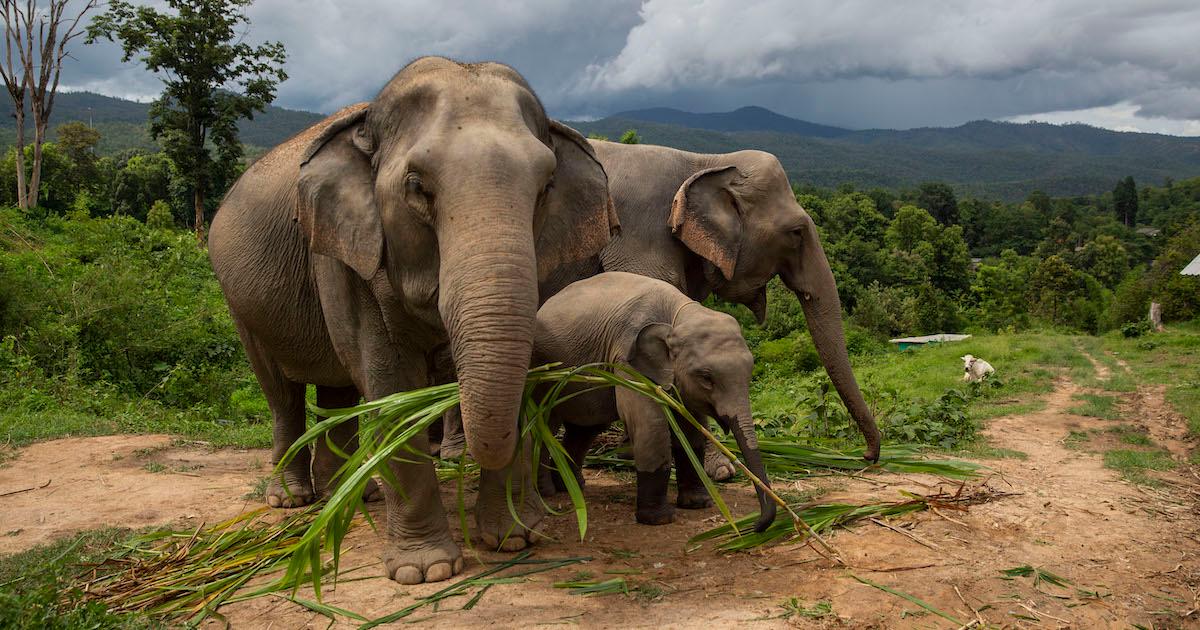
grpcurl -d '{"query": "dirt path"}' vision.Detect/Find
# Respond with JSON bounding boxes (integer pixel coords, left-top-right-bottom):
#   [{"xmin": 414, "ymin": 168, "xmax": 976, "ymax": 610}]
[
  {"xmin": 2, "ymin": 380, "xmax": 1198, "ymax": 628},
  {"xmin": 0, "ymin": 434, "xmax": 269, "ymax": 554}
]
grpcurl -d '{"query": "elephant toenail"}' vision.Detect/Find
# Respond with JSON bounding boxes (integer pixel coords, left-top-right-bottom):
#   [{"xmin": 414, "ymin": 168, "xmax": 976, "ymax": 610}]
[
  {"xmin": 453, "ymin": 557, "xmax": 464, "ymax": 573},
  {"xmin": 392, "ymin": 566, "xmax": 423, "ymax": 584},
  {"xmin": 426, "ymin": 562, "xmax": 453, "ymax": 582},
  {"xmin": 267, "ymin": 495, "xmax": 280, "ymax": 507},
  {"xmin": 500, "ymin": 536, "xmax": 528, "ymax": 552}
]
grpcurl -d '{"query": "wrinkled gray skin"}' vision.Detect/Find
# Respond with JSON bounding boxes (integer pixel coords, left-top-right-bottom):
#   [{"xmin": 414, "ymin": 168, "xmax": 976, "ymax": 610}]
[
  {"xmin": 533, "ymin": 272, "xmax": 776, "ymax": 531},
  {"xmin": 440, "ymin": 142, "xmax": 884, "ymax": 469},
  {"xmin": 208, "ymin": 57, "xmax": 617, "ymax": 585}
]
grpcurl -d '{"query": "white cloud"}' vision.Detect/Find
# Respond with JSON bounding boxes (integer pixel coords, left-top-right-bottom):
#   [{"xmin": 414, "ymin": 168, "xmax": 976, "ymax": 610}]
[{"xmin": 1007, "ymin": 102, "xmax": 1200, "ymax": 136}]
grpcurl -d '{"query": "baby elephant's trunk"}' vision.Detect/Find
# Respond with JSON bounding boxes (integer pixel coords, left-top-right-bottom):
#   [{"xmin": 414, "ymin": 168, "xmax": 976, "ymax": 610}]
[{"xmin": 729, "ymin": 413, "xmax": 776, "ymax": 532}]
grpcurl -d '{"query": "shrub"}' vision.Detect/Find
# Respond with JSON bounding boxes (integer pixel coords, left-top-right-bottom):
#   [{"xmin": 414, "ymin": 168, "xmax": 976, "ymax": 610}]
[
  {"xmin": 145, "ymin": 199, "xmax": 175, "ymax": 230},
  {"xmin": 1122, "ymin": 321, "xmax": 1150, "ymax": 338},
  {"xmin": 0, "ymin": 208, "xmax": 255, "ymax": 417}
]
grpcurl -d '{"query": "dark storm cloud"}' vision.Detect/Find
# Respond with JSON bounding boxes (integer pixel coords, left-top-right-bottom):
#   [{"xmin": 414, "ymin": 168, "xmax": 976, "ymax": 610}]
[{"xmin": 63, "ymin": 1, "xmax": 1200, "ymax": 134}]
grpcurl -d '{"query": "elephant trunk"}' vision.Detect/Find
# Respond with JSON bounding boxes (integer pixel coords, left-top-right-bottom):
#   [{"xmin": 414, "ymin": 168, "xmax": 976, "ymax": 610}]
[
  {"xmin": 439, "ymin": 195, "xmax": 538, "ymax": 471},
  {"xmin": 782, "ymin": 214, "xmax": 883, "ymax": 462},
  {"xmin": 725, "ymin": 409, "xmax": 775, "ymax": 533}
]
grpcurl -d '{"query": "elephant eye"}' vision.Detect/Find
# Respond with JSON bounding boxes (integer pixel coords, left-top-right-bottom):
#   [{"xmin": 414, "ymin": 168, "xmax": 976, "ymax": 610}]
[
  {"xmin": 405, "ymin": 172, "xmax": 425, "ymax": 196},
  {"xmin": 693, "ymin": 369, "xmax": 714, "ymax": 389}
]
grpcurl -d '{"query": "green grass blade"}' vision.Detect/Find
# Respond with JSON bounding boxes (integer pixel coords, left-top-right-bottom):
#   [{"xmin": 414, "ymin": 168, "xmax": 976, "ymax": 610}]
[{"xmin": 850, "ymin": 574, "xmax": 963, "ymax": 625}]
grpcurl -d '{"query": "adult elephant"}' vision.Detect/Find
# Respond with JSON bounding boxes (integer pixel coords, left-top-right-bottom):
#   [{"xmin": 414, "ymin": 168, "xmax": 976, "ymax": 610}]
[
  {"xmin": 208, "ymin": 57, "xmax": 617, "ymax": 585},
  {"xmin": 584, "ymin": 142, "xmax": 882, "ymax": 465}
]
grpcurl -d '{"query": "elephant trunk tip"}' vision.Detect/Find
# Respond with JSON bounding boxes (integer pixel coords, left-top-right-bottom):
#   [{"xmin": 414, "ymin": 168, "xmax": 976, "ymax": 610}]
[
  {"xmin": 753, "ymin": 495, "xmax": 777, "ymax": 533},
  {"xmin": 862, "ymin": 427, "xmax": 883, "ymax": 463}
]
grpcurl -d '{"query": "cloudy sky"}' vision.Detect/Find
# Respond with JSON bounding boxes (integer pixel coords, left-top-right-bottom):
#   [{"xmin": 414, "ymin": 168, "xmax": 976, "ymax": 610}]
[{"xmin": 69, "ymin": 0, "xmax": 1200, "ymax": 135}]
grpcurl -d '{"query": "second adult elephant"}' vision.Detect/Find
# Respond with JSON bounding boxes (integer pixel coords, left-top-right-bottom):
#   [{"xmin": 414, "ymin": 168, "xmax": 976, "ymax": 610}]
[{"xmin": 589, "ymin": 142, "xmax": 883, "ymax": 464}]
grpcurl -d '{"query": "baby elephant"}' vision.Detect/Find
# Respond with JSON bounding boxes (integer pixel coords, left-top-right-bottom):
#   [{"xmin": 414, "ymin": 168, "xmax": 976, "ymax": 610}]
[
  {"xmin": 961, "ymin": 354, "xmax": 995, "ymax": 382},
  {"xmin": 534, "ymin": 272, "xmax": 775, "ymax": 531}
]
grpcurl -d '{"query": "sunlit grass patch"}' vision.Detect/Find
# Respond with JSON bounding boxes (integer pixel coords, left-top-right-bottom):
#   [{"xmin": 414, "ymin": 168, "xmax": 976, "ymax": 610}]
[
  {"xmin": 1069, "ymin": 393, "xmax": 1120, "ymax": 420},
  {"xmin": 1103, "ymin": 449, "xmax": 1175, "ymax": 486}
]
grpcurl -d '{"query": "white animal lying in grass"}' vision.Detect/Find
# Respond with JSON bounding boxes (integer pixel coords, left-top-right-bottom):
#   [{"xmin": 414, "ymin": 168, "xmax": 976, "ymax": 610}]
[{"xmin": 961, "ymin": 355, "xmax": 995, "ymax": 382}]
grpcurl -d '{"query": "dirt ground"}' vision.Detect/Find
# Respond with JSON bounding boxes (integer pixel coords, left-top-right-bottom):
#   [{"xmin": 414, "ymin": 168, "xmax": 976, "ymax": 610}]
[{"xmin": 2, "ymin": 366, "xmax": 1198, "ymax": 628}]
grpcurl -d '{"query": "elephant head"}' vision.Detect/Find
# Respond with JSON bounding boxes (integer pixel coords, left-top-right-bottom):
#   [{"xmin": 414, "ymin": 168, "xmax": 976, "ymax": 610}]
[
  {"xmin": 295, "ymin": 57, "xmax": 617, "ymax": 470},
  {"xmin": 669, "ymin": 151, "xmax": 882, "ymax": 461},
  {"xmin": 630, "ymin": 308, "xmax": 776, "ymax": 532}
]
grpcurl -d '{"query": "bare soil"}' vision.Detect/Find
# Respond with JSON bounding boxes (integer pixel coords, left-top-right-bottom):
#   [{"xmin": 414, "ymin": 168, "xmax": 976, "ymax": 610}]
[{"xmin": 2, "ymin": 375, "xmax": 1198, "ymax": 628}]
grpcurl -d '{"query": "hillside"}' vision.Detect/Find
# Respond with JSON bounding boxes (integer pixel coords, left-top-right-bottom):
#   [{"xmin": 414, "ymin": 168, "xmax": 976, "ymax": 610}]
[
  {"xmin": 573, "ymin": 109, "xmax": 1200, "ymax": 200},
  {"xmin": 610, "ymin": 106, "xmax": 851, "ymax": 138},
  {"xmin": 5, "ymin": 93, "xmax": 1200, "ymax": 200},
  {"xmin": 0, "ymin": 91, "xmax": 324, "ymax": 155}
]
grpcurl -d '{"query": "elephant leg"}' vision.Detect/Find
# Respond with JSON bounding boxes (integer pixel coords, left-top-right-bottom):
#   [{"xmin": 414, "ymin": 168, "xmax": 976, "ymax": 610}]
[
  {"xmin": 475, "ymin": 438, "xmax": 544, "ymax": 551},
  {"xmin": 311, "ymin": 385, "xmax": 382, "ymax": 503},
  {"xmin": 364, "ymin": 371, "xmax": 462, "ymax": 585},
  {"xmin": 674, "ymin": 418, "xmax": 715, "ymax": 510},
  {"xmin": 439, "ymin": 407, "xmax": 466, "ymax": 460},
  {"xmin": 556, "ymin": 422, "xmax": 605, "ymax": 491},
  {"xmin": 236, "ymin": 323, "xmax": 315, "ymax": 509},
  {"xmin": 427, "ymin": 347, "xmax": 466, "ymax": 460},
  {"xmin": 617, "ymin": 389, "xmax": 675, "ymax": 525},
  {"xmin": 315, "ymin": 262, "xmax": 462, "ymax": 585}
]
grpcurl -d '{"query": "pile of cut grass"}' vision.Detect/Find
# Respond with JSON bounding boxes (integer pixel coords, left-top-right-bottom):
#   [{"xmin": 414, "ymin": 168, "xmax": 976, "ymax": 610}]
[
  {"xmin": 66, "ymin": 362, "xmax": 988, "ymax": 625},
  {"xmin": 689, "ymin": 483, "xmax": 1014, "ymax": 552}
]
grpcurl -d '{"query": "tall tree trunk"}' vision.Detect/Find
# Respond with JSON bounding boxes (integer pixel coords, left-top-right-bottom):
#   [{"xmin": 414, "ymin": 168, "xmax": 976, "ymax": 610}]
[
  {"xmin": 194, "ymin": 185, "xmax": 205, "ymax": 242},
  {"xmin": 26, "ymin": 114, "xmax": 44, "ymax": 207},
  {"xmin": 12, "ymin": 105, "xmax": 26, "ymax": 210}
]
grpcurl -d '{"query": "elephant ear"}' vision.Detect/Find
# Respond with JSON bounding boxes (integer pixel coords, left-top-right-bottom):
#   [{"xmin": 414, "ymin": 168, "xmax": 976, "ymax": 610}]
[
  {"xmin": 669, "ymin": 165, "xmax": 744, "ymax": 280},
  {"xmin": 296, "ymin": 104, "xmax": 382, "ymax": 280},
  {"xmin": 536, "ymin": 120, "xmax": 620, "ymax": 282},
  {"xmin": 627, "ymin": 322, "xmax": 674, "ymax": 387}
]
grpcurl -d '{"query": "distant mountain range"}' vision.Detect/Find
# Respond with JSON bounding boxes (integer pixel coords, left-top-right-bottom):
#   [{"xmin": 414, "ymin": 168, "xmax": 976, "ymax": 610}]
[
  {"xmin": 0, "ymin": 91, "xmax": 323, "ymax": 155},
  {"xmin": 4, "ymin": 92, "xmax": 1199, "ymax": 200},
  {"xmin": 571, "ymin": 107, "xmax": 1200, "ymax": 200},
  {"xmin": 609, "ymin": 106, "xmax": 852, "ymax": 138}
]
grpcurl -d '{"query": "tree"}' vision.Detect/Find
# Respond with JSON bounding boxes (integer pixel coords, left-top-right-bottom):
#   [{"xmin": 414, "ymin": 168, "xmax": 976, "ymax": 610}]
[
  {"xmin": 89, "ymin": 0, "xmax": 286, "ymax": 240},
  {"xmin": 916, "ymin": 182, "xmax": 958, "ymax": 225},
  {"xmin": 1, "ymin": 0, "xmax": 98, "ymax": 210},
  {"xmin": 1028, "ymin": 254, "xmax": 1083, "ymax": 324},
  {"xmin": 1113, "ymin": 176, "xmax": 1138, "ymax": 227},
  {"xmin": 884, "ymin": 205, "xmax": 939, "ymax": 252},
  {"xmin": 619, "ymin": 128, "xmax": 641, "ymax": 144},
  {"xmin": 1074, "ymin": 235, "xmax": 1129, "ymax": 289},
  {"xmin": 55, "ymin": 121, "xmax": 100, "ymax": 194}
]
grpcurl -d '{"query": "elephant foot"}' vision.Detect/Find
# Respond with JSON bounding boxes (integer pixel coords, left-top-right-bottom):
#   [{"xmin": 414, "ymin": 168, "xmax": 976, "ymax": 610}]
[
  {"xmin": 265, "ymin": 471, "xmax": 316, "ymax": 508},
  {"xmin": 635, "ymin": 468, "xmax": 675, "ymax": 525},
  {"xmin": 475, "ymin": 490, "xmax": 544, "ymax": 551},
  {"xmin": 381, "ymin": 535, "xmax": 464, "ymax": 584},
  {"xmin": 703, "ymin": 447, "xmax": 737, "ymax": 482},
  {"xmin": 635, "ymin": 504, "xmax": 676, "ymax": 525},
  {"xmin": 677, "ymin": 487, "xmax": 713, "ymax": 510}
]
